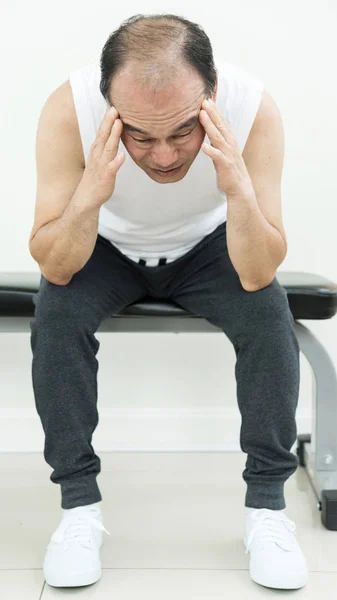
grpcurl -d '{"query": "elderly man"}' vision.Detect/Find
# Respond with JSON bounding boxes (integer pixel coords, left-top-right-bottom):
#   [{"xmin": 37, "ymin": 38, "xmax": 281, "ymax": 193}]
[{"xmin": 29, "ymin": 13, "xmax": 308, "ymax": 591}]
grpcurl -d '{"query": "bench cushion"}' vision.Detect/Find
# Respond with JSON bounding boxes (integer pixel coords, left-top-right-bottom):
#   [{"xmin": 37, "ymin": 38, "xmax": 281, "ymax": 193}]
[{"xmin": 0, "ymin": 271, "xmax": 336, "ymax": 320}]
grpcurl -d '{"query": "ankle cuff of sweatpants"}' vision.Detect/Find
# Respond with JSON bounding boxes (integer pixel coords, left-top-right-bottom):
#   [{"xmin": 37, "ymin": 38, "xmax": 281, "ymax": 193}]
[
  {"xmin": 245, "ymin": 482, "xmax": 286, "ymax": 510},
  {"xmin": 61, "ymin": 474, "xmax": 102, "ymax": 510}
]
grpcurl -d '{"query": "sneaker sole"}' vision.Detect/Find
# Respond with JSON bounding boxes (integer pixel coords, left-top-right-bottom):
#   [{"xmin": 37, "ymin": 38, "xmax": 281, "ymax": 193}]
[
  {"xmin": 44, "ymin": 565, "xmax": 102, "ymax": 588},
  {"xmin": 251, "ymin": 571, "xmax": 308, "ymax": 590}
]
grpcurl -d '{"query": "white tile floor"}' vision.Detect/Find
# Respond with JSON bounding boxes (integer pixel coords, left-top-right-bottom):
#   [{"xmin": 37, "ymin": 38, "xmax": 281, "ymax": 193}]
[{"xmin": 0, "ymin": 451, "xmax": 336, "ymax": 598}]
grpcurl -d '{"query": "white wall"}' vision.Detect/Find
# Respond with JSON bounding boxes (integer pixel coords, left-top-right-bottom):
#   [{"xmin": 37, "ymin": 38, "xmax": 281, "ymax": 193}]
[{"xmin": 0, "ymin": 0, "xmax": 336, "ymax": 452}]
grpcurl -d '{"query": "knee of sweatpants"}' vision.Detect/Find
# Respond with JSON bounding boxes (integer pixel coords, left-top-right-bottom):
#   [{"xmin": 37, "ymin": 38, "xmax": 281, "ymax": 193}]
[
  {"xmin": 224, "ymin": 278, "xmax": 293, "ymax": 342},
  {"xmin": 245, "ymin": 277, "xmax": 294, "ymax": 328},
  {"xmin": 31, "ymin": 274, "xmax": 92, "ymax": 327}
]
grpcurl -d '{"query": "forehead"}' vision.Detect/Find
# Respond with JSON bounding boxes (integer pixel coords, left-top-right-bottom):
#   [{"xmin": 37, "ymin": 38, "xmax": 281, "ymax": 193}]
[
  {"xmin": 109, "ymin": 69, "xmax": 205, "ymax": 136},
  {"xmin": 110, "ymin": 65, "xmax": 203, "ymax": 100},
  {"xmin": 122, "ymin": 114, "xmax": 201, "ymax": 136},
  {"xmin": 110, "ymin": 69, "xmax": 204, "ymax": 108}
]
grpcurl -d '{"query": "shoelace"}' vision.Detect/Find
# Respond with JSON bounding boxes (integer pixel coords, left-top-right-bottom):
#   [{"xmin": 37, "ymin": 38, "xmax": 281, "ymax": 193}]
[
  {"xmin": 51, "ymin": 514, "xmax": 111, "ymax": 551},
  {"xmin": 245, "ymin": 510, "xmax": 297, "ymax": 554}
]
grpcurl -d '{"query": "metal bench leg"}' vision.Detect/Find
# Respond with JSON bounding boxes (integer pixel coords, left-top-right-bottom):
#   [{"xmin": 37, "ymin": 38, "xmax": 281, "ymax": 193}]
[{"xmin": 294, "ymin": 321, "xmax": 337, "ymax": 529}]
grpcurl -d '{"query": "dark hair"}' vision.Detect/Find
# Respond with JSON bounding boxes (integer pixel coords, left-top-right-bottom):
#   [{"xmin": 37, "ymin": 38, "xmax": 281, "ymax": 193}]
[{"xmin": 99, "ymin": 13, "xmax": 218, "ymax": 104}]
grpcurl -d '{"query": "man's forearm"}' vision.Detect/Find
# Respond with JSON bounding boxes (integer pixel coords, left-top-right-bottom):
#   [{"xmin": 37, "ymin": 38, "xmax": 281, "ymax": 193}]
[
  {"xmin": 226, "ymin": 192, "xmax": 287, "ymax": 291},
  {"xmin": 29, "ymin": 180, "xmax": 101, "ymax": 285}
]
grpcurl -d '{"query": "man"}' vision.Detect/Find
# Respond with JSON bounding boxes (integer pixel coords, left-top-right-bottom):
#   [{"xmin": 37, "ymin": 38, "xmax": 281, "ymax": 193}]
[{"xmin": 29, "ymin": 13, "xmax": 308, "ymax": 591}]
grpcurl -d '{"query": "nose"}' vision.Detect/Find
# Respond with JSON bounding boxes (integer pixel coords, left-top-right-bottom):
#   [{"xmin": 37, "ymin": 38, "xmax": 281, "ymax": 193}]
[{"xmin": 152, "ymin": 144, "xmax": 179, "ymax": 169}]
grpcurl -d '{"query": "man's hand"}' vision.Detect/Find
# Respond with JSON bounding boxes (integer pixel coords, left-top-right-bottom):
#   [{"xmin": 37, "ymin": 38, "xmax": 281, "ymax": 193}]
[{"xmin": 199, "ymin": 99, "xmax": 255, "ymax": 200}]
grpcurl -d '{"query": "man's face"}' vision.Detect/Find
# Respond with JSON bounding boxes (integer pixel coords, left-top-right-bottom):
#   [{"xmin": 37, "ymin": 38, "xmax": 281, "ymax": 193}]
[{"xmin": 109, "ymin": 67, "xmax": 218, "ymax": 183}]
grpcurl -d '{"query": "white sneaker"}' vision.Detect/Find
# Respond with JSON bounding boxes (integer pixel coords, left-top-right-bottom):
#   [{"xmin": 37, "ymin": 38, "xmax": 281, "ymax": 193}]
[
  {"xmin": 244, "ymin": 508, "xmax": 308, "ymax": 589},
  {"xmin": 43, "ymin": 502, "xmax": 111, "ymax": 587}
]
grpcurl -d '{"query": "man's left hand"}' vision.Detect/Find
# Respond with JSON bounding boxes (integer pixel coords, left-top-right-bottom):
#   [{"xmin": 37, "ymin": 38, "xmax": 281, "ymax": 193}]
[{"xmin": 199, "ymin": 99, "xmax": 255, "ymax": 200}]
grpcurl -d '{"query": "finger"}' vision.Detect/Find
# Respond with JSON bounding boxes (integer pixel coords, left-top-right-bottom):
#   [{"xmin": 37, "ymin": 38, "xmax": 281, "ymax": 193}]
[
  {"xmin": 103, "ymin": 118, "xmax": 123, "ymax": 156},
  {"xmin": 95, "ymin": 107, "xmax": 119, "ymax": 152},
  {"xmin": 200, "ymin": 106, "xmax": 235, "ymax": 144},
  {"xmin": 200, "ymin": 110, "xmax": 227, "ymax": 148}
]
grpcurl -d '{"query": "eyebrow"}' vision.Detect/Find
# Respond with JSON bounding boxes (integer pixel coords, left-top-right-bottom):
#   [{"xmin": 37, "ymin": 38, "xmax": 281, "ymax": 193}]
[{"xmin": 122, "ymin": 114, "xmax": 200, "ymax": 136}]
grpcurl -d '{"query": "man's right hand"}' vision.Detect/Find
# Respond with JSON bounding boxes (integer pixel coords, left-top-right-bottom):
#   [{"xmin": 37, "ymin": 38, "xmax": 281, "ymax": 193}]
[{"xmin": 82, "ymin": 106, "xmax": 125, "ymax": 206}]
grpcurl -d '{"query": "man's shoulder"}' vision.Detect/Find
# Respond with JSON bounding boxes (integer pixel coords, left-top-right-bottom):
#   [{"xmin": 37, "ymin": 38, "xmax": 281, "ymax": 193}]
[{"xmin": 45, "ymin": 80, "xmax": 85, "ymax": 168}]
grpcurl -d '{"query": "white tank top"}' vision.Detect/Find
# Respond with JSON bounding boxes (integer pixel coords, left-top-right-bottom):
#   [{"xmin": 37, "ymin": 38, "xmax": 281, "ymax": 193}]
[{"xmin": 69, "ymin": 56, "xmax": 264, "ymax": 266}]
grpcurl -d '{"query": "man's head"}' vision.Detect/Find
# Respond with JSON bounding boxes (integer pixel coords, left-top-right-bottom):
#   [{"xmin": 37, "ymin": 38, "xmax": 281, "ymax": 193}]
[
  {"xmin": 109, "ymin": 63, "xmax": 217, "ymax": 182},
  {"xmin": 100, "ymin": 14, "xmax": 218, "ymax": 183}
]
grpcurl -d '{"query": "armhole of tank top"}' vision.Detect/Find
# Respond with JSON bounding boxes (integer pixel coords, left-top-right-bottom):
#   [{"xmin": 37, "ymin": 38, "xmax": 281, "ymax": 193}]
[
  {"xmin": 232, "ymin": 73, "xmax": 264, "ymax": 154},
  {"xmin": 68, "ymin": 67, "xmax": 97, "ymax": 165}
]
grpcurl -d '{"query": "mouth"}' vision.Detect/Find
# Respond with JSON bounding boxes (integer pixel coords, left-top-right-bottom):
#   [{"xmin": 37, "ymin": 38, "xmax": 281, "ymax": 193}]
[{"xmin": 152, "ymin": 165, "xmax": 182, "ymax": 177}]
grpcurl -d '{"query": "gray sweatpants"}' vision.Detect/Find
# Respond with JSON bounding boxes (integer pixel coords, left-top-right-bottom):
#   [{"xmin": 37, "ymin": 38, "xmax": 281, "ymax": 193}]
[{"xmin": 30, "ymin": 221, "xmax": 300, "ymax": 510}]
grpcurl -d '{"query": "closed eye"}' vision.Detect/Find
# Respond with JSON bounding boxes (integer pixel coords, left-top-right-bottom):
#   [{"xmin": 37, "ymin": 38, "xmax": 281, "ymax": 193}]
[{"xmin": 132, "ymin": 132, "xmax": 192, "ymax": 143}]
